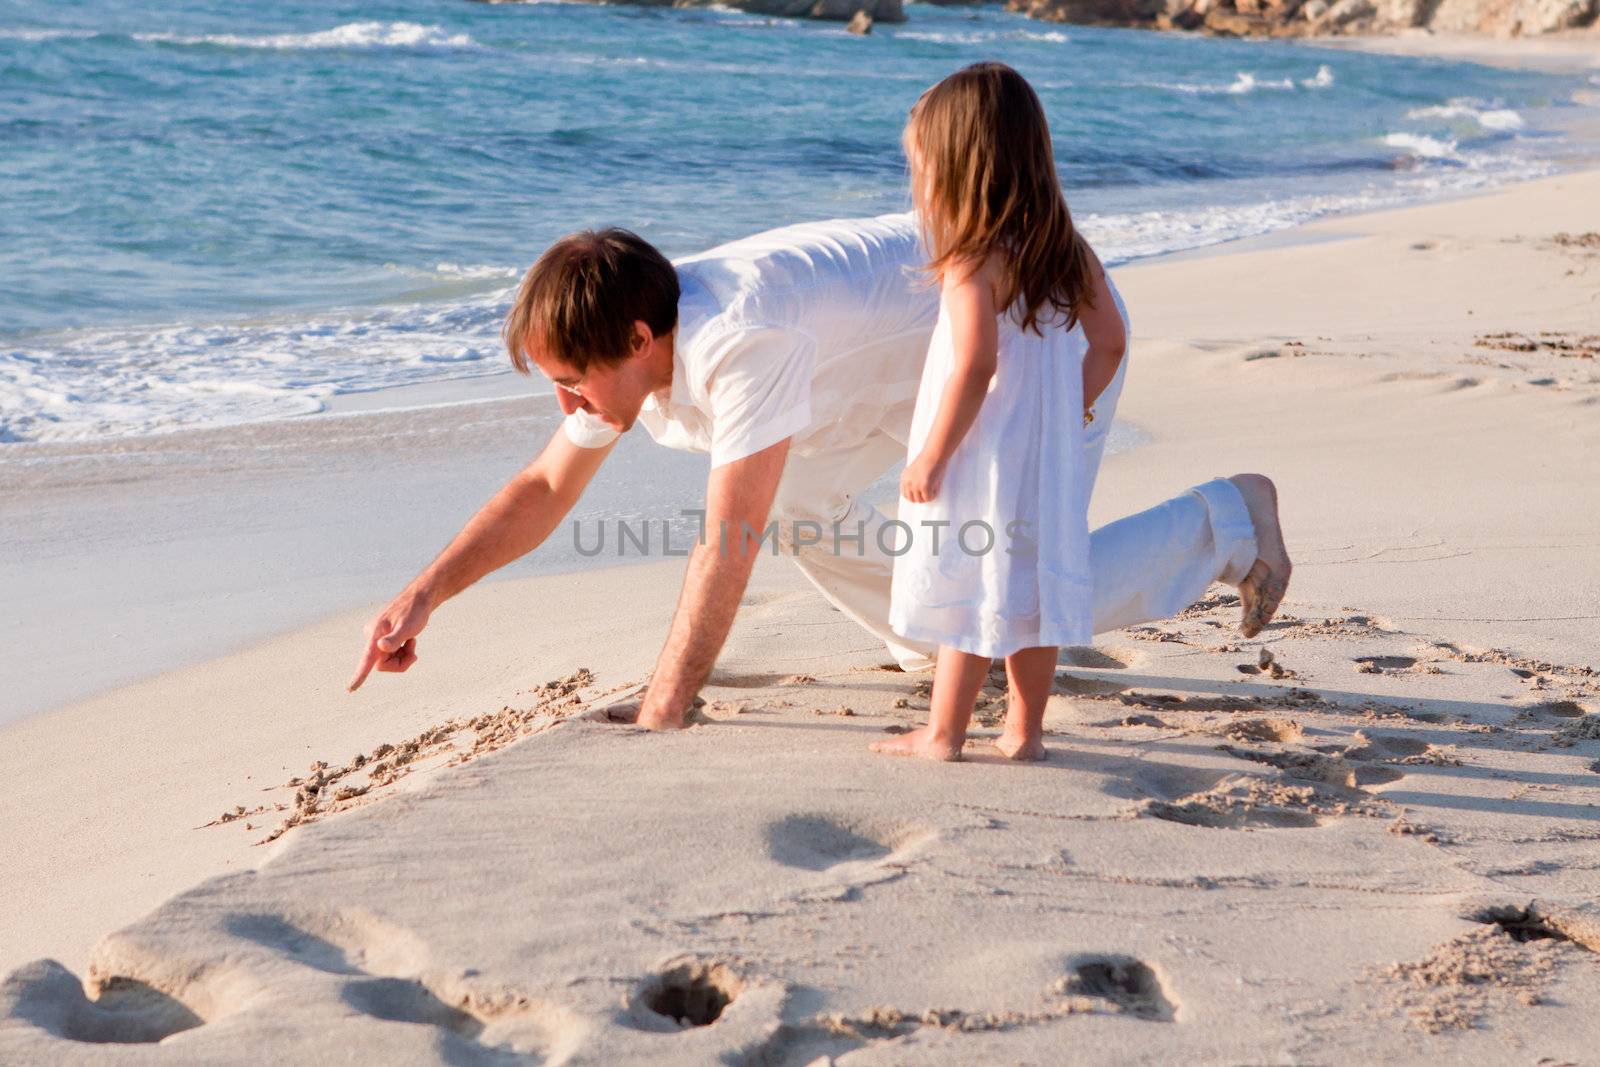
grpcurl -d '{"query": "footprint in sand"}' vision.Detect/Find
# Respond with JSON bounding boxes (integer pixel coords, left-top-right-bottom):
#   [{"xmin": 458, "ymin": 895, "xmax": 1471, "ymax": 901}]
[
  {"xmin": 763, "ymin": 814, "xmax": 928, "ymax": 873},
  {"xmin": 1353, "ymin": 705, "xmax": 1448, "ymax": 725},
  {"xmin": 624, "ymin": 960, "xmax": 744, "ymax": 1031},
  {"xmin": 1055, "ymin": 955, "xmax": 1175, "ymax": 1021},
  {"xmin": 1129, "ymin": 767, "xmax": 1328, "ymax": 830},
  {"xmin": 1144, "ymin": 793, "xmax": 1322, "ymax": 831},
  {"xmin": 1121, "ymin": 764, "xmax": 1233, "ymax": 802},
  {"xmin": 1466, "ymin": 905, "xmax": 1594, "ymax": 949},
  {"xmin": 1216, "ymin": 743, "xmax": 1404, "ymax": 790},
  {"xmin": 1211, "ymin": 718, "xmax": 1302, "ymax": 744},
  {"xmin": 238, "ymin": 911, "xmax": 563, "ymax": 1057},
  {"xmin": 1377, "ymin": 907, "xmax": 1592, "ymax": 1034},
  {"xmin": 1354, "ymin": 655, "xmax": 1419, "ymax": 674},
  {"xmin": 0, "ymin": 916, "xmax": 384, "ymax": 1048},
  {"xmin": 0, "ymin": 964, "xmax": 204, "ymax": 1045},
  {"xmin": 0, "ymin": 910, "xmax": 569, "ymax": 1058},
  {"xmin": 1051, "ymin": 647, "xmax": 1136, "ymax": 701},
  {"xmin": 1054, "ymin": 675, "xmax": 1130, "ymax": 698},
  {"xmin": 1530, "ymin": 699, "xmax": 1588, "ymax": 719},
  {"xmin": 1060, "ymin": 647, "xmax": 1136, "ymax": 670},
  {"xmin": 619, "ymin": 956, "xmax": 790, "ymax": 1050}
]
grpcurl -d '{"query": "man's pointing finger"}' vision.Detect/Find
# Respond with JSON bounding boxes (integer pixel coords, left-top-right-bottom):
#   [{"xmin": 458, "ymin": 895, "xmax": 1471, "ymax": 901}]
[{"xmin": 348, "ymin": 646, "xmax": 379, "ymax": 693}]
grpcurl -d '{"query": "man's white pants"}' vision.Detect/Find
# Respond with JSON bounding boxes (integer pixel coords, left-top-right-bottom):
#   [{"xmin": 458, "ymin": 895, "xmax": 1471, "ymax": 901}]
[{"xmin": 770, "ymin": 357, "xmax": 1259, "ymax": 670}]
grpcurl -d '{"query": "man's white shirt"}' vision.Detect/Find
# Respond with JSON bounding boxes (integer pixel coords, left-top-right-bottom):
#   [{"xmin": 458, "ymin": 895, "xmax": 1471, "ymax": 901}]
[{"xmin": 561, "ymin": 213, "xmax": 940, "ymax": 467}]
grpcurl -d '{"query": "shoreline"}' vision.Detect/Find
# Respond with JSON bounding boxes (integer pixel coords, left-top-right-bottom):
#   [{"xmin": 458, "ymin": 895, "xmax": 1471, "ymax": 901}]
[
  {"xmin": 4, "ymin": 156, "xmax": 1594, "ymax": 725},
  {"xmin": 4, "ymin": 32, "xmax": 1593, "ymax": 459},
  {"xmin": 0, "ymin": 392, "xmax": 709, "ymax": 725}
]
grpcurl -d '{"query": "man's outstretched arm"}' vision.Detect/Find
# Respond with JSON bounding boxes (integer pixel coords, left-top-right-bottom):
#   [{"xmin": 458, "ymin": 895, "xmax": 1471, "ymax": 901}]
[
  {"xmin": 347, "ymin": 429, "xmax": 616, "ymax": 691},
  {"xmin": 635, "ymin": 437, "xmax": 791, "ymax": 730}
]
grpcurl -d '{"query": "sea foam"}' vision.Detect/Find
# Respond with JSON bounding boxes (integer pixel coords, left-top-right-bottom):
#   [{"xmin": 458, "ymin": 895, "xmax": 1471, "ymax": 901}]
[
  {"xmin": 132, "ymin": 22, "xmax": 481, "ymax": 52},
  {"xmin": 1302, "ymin": 65, "xmax": 1335, "ymax": 89},
  {"xmin": 0, "ymin": 28, "xmax": 100, "ymax": 41},
  {"xmin": 1406, "ymin": 101, "xmax": 1525, "ymax": 132},
  {"xmin": 1146, "ymin": 67, "xmax": 1326, "ymax": 95},
  {"xmin": 0, "ymin": 292, "xmax": 511, "ymax": 443},
  {"xmin": 1383, "ymin": 132, "xmax": 1460, "ymax": 159}
]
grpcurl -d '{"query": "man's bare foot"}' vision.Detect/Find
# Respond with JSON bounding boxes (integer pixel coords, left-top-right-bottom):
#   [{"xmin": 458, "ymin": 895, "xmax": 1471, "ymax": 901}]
[
  {"xmin": 1228, "ymin": 473, "xmax": 1293, "ymax": 638},
  {"xmin": 994, "ymin": 731, "xmax": 1047, "ymax": 761},
  {"xmin": 870, "ymin": 726, "xmax": 963, "ymax": 761}
]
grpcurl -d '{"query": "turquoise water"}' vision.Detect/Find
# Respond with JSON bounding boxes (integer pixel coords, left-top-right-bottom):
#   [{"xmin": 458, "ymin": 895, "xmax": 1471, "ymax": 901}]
[{"xmin": 0, "ymin": 0, "xmax": 1588, "ymax": 441}]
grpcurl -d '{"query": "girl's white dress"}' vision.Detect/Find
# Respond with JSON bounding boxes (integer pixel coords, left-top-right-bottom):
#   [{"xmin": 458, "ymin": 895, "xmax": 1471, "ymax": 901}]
[{"xmin": 888, "ymin": 292, "xmax": 1096, "ymax": 659}]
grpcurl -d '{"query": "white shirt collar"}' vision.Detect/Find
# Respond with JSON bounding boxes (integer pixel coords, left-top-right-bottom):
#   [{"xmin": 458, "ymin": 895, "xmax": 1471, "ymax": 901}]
[{"xmin": 646, "ymin": 271, "xmax": 713, "ymax": 415}]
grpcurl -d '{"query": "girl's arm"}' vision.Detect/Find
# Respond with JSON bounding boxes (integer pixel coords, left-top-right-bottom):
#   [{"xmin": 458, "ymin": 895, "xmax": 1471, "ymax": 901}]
[
  {"xmin": 1078, "ymin": 240, "xmax": 1126, "ymax": 413},
  {"xmin": 901, "ymin": 257, "xmax": 1000, "ymax": 503}
]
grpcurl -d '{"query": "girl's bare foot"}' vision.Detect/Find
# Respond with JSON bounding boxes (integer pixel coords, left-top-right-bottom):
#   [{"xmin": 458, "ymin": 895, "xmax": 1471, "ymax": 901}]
[
  {"xmin": 870, "ymin": 726, "xmax": 963, "ymax": 761},
  {"xmin": 994, "ymin": 731, "xmax": 1047, "ymax": 761},
  {"xmin": 1227, "ymin": 473, "xmax": 1292, "ymax": 638},
  {"xmin": 997, "ymin": 647, "xmax": 1055, "ymax": 762}
]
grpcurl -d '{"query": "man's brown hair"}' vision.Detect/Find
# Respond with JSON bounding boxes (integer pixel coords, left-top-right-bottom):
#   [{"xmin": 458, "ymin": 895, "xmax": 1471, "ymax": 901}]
[{"xmin": 503, "ymin": 228, "xmax": 679, "ymax": 374}]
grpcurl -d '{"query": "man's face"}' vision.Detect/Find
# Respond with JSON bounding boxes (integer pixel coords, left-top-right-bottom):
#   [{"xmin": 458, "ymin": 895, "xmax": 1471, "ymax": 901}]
[{"xmin": 530, "ymin": 323, "xmax": 657, "ymax": 432}]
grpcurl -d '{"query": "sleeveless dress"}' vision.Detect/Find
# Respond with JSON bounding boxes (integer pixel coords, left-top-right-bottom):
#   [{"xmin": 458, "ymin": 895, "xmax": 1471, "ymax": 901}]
[{"xmin": 888, "ymin": 292, "xmax": 1096, "ymax": 659}]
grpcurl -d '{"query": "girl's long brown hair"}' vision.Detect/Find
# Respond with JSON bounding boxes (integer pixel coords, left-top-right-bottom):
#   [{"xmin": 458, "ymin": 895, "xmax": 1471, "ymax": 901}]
[{"xmin": 905, "ymin": 62, "xmax": 1094, "ymax": 334}]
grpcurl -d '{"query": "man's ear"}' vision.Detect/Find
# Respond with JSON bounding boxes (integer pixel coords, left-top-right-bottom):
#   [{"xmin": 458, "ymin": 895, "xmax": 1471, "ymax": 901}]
[{"xmin": 631, "ymin": 320, "xmax": 653, "ymax": 356}]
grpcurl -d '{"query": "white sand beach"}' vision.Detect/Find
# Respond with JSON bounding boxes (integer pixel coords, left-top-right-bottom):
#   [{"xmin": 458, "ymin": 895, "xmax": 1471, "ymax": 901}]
[
  {"xmin": 3, "ymin": 164, "xmax": 1599, "ymax": 1063},
  {"xmin": 1316, "ymin": 28, "xmax": 1600, "ymax": 74}
]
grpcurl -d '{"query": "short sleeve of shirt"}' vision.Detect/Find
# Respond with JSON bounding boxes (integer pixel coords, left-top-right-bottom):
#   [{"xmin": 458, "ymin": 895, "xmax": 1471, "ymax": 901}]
[
  {"xmin": 561, "ymin": 409, "xmax": 621, "ymax": 450},
  {"xmin": 703, "ymin": 325, "xmax": 815, "ymax": 468}
]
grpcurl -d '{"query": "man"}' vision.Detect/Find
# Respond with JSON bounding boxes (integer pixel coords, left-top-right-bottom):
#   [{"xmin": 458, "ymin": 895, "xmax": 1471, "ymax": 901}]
[{"xmin": 347, "ymin": 214, "xmax": 1291, "ymax": 729}]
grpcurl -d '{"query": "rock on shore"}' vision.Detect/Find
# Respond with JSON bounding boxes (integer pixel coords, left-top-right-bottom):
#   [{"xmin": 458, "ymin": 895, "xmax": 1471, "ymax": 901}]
[
  {"xmin": 801, "ymin": 0, "xmax": 903, "ymax": 21},
  {"xmin": 525, "ymin": 0, "xmax": 907, "ymax": 23},
  {"xmin": 1004, "ymin": 0, "xmax": 1599, "ymax": 36}
]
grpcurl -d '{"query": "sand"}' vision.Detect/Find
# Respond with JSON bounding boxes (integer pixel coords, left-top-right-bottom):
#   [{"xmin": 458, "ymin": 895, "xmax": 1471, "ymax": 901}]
[
  {"xmin": 4, "ymin": 162, "xmax": 1600, "ymax": 1062},
  {"xmin": 1317, "ymin": 28, "xmax": 1600, "ymax": 75},
  {"xmin": 0, "ymin": 389, "xmax": 713, "ymax": 724}
]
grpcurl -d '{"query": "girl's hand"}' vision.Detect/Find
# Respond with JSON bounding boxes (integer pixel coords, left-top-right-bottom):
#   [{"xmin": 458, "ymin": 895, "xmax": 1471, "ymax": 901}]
[{"xmin": 901, "ymin": 453, "xmax": 945, "ymax": 503}]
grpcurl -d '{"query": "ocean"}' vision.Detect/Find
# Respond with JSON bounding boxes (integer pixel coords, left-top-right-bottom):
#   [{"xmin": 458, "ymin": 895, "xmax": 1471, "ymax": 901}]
[{"xmin": 0, "ymin": 0, "xmax": 1590, "ymax": 443}]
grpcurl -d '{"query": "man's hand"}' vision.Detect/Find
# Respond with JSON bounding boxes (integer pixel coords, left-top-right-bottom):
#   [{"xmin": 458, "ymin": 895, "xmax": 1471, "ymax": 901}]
[
  {"xmin": 635, "ymin": 699, "xmax": 681, "ymax": 731},
  {"xmin": 343, "ymin": 426, "xmax": 614, "ymax": 696},
  {"xmin": 634, "ymin": 693, "xmax": 709, "ymax": 730},
  {"xmin": 583, "ymin": 692, "xmax": 704, "ymax": 729},
  {"xmin": 900, "ymin": 451, "xmax": 945, "ymax": 504},
  {"xmin": 634, "ymin": 437, "xmax": 790, "ymax": 729},
  {"xmin": 348, "ymin": 587, "xmax": 434, "ymax": 691}
]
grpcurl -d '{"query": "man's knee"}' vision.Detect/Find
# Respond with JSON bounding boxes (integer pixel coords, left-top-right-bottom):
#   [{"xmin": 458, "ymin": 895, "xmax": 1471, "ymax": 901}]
[{"xmin": 772, "ymin": 495, "xmax": 856, "ymax": 553}]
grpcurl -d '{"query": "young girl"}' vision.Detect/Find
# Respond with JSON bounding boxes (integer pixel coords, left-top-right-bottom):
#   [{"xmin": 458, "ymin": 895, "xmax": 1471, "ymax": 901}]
[{"xmin": 872, "ymin": 62, "xmax": 1128, "ymax": 763}]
